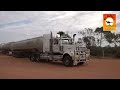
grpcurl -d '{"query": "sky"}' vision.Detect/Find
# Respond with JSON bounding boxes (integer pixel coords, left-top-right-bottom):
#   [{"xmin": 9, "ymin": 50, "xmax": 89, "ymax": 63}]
[{"xmin": 0, "ymin": 11, "xmax": 120, "ymax": 46}]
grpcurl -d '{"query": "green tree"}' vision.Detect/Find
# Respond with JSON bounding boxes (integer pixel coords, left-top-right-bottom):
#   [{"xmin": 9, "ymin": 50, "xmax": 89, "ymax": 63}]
[
  {"xmin": 78, "ymin": 28, "xmax": 96, "ymax": 48},
  {"xmin": 95, "ymin": 27, "xmax": 104, "ymax": 47},
  {"xmin": 104, "ymin": 32, "xmax": 114, "ymax": 46},
  {"xmin": 83, "ymin": 36, "xmax": 96, "ymax": 48},
  {"xmin": 114, "ymin": 34, "xmax": 120, "ymax": 47}
]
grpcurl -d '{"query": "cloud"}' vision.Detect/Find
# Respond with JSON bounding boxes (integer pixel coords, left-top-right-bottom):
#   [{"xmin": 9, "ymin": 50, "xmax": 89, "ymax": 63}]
[
  {"xmin": 0, "ymin": 19, "xmax": 32, "ymax": 29},
  {"xmin": 48, "ymin": 11, "xmax": 78, "ymax": 21},
  {"xmin": 0, "ymin": 11, "xmax": 120, "ymax": 44}
]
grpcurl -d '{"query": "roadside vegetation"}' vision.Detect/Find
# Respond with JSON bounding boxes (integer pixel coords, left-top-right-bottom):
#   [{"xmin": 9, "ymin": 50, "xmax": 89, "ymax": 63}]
[
  {"xmin": 58, "ymin": 27, "xmax": 120, "ymax": 58},
  {"xmin": 78, "ymin": 27, "xmax": 120, "ymax": 58}
]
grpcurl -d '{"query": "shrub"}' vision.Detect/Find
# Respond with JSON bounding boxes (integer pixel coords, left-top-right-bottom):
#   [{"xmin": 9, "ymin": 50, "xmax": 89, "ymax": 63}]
[
  {"xmin": 89, "ymin": 46, "xmax": 120, "ymax": 58},
  {"xmin": 115, "ymin": 49, "xmax": 120, "ymax": 58}
]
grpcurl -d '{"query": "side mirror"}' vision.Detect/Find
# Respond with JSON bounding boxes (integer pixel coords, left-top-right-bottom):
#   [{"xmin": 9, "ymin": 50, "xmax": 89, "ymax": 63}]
[
  {"xmin": 73, "ymin": 34, "xmax": 76, "ymax": 38},
  {"xmin": 73, "ymin": 34, "xmax": 76, "ymax": 44}
]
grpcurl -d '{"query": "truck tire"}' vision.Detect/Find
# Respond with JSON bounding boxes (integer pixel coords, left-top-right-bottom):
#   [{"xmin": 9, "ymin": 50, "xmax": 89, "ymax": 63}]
[
  {"xmin": 30, "ymin": 54, "xmax": 36, "ymax": 62},
  {"xmin": 36, "ymin": 55, "xmax": 40, "ymax": 62},
  {"xmin": 63, "ymin": 56, "xmax": 73, "ymax": 67}
]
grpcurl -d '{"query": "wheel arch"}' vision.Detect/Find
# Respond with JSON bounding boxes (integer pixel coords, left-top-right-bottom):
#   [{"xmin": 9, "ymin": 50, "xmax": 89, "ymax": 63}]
[{"xmin": 62, "ymin": 53, "xmax": 72, "ymax": 61}]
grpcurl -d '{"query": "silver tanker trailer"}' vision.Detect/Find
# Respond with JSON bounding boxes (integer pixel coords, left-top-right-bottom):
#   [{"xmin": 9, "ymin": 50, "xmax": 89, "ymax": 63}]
[{"xmin": 2, "ymin": 32, "xmax": 90, "ymax": 66}]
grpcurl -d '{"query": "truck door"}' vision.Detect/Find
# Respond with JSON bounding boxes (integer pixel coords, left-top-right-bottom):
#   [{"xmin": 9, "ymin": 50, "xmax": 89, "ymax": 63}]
[{"xmin": 53, "ymin": 38, "xmax": 60, "ymax": 53}]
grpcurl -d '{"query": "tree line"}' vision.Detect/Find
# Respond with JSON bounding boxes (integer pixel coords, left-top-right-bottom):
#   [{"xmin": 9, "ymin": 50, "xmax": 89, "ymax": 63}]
[
  {"xmin": 78, "ymin": 27, "xmax": 120, "ymax": 58},
  {"xmin": 57, "ymin": 27, "xmax": 120, "ymax": 58}
]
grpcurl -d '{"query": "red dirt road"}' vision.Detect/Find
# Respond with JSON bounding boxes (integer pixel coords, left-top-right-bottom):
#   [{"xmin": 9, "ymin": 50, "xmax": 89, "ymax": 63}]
[{"xmin": 0, "ymin": 54, "xmax": 120, "ymax": 79}]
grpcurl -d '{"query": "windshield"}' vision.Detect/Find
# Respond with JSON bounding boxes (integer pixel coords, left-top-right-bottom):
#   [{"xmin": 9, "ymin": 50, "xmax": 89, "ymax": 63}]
[{"xmin": 62, "ymin": 39, "xmax": 73, "ymax": 45}]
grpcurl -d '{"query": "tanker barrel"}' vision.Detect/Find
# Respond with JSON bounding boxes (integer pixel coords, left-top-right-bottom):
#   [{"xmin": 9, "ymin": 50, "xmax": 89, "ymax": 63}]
[
  {"xmin": 2, "ymin": 42, "xmax": 14, "ymax": 51},
  {"xmin": 11, "ymin": 36, "xmax": 44, "ymax": 52}
]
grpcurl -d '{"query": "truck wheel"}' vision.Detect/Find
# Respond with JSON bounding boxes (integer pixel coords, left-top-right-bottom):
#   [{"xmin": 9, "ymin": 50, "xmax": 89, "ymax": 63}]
[
  {"xmin": 36, "ymin": 55, "xmax": 40, "ymax": 62},
  {"xmin": 63, "ymin": 56, "xmax": 73, "ymax": 67},
  {"xmin": 30, "ymin": 54, "xmax": 36, "ymax": 62}
]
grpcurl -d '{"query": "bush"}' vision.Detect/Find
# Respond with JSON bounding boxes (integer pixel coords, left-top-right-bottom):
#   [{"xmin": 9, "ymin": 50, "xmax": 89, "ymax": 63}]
[
  {"xmin": 90, "ymin": 46, "xmax": 120, "ymax": 58},
  {"xmin": 90, "ymin": 46, "xmax": 102, "ymax": 57},
  {"xmin": 115, "ymin": 50, "xmax": 120, "ymax": 58}
]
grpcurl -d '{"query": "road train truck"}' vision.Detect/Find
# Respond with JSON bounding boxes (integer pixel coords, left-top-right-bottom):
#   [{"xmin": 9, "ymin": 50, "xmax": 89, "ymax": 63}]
[{"xmin": 1, "ymin": 32, "xmax": 90, "ymax": 66}]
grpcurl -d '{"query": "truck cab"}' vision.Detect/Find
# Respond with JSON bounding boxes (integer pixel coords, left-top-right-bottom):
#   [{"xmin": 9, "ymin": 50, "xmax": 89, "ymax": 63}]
[{"xmin": 52, "ymin": 35, "xmax": 90, "ymax": 66}]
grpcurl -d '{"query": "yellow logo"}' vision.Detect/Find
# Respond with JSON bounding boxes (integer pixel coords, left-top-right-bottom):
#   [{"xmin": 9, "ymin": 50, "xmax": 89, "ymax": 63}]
[{"xmin": 103, "ymin": 14, "xmax": 116, "ymax": 31}]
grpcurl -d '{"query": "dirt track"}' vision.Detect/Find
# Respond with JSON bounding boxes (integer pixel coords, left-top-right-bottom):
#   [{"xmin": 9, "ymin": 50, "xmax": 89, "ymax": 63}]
[{"xmin": 0, "ymin": 54, "xmax": 120, "ymax": 79}]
